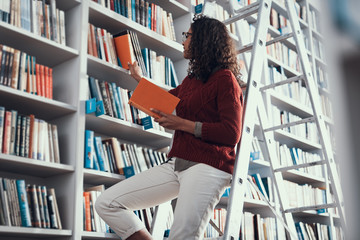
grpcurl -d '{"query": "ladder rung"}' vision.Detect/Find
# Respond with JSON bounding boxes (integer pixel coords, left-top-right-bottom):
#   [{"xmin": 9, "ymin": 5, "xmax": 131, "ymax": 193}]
[
  {"xmin": 260, "ymin": 75, "xmax": 304, "ymax": 91},
  {"xmin": 223, "ymin": 2, "xmax": 260, "ymax": 25},
  {"xmin": 274, "ymin": 160, "xmax": 326, "ymax": 172},
  {"xmin": 284, "ymin": 203, "xmax": 337, "ymax": 214},
  {"xmin": 264, "ymin": 117, "xmax": 314, "ymax": 133},
  {"xmin": 237, "ymin": 33, "xmax": 294, "ymax": 54}
]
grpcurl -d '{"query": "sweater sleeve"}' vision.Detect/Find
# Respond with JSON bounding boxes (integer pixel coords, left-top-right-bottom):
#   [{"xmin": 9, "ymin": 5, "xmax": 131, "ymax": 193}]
[{"xmin": 201, "ymin": 73, "xmax": 243, "ymax": 146}]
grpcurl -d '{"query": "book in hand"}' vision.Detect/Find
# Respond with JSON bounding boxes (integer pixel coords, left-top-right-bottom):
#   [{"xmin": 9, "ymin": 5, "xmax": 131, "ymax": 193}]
[{"xmin": 128, "ymin": 78, "xmax": 180, "ymax": 119}]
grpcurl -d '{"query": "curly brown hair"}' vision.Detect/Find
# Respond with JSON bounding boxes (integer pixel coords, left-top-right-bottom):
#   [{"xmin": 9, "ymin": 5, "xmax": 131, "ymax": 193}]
[{"xmin": 187, "ymin": 15, "xmax": 242, "ymax": 84}]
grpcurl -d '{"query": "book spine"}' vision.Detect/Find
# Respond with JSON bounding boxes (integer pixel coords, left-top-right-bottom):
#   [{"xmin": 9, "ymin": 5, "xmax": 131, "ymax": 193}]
[
  {"xmin": 84, "ymin": 130, "xmax": 94, "ymax": 169},
  {"xmin": 16, "ymin": 180, "xmax": 32, "ymax": 227}
]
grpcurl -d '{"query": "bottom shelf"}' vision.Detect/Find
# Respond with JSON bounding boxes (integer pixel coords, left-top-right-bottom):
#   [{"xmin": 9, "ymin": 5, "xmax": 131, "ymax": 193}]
[{"xmin": 0, "ymin": 226, "xmax": 72, "ymax": 238}]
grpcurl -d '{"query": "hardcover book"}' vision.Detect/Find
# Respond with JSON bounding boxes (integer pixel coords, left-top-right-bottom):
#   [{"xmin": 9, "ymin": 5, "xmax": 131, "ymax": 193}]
[{"xmin": 128, "ymin": 78, "xmax": 180, "ymax": 119}]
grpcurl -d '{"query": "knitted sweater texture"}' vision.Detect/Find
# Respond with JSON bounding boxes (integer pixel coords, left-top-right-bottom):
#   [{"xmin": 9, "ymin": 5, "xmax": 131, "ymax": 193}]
[{"xmin": 168, "ymin": 69, "xmax": 243, "ymax": 174}]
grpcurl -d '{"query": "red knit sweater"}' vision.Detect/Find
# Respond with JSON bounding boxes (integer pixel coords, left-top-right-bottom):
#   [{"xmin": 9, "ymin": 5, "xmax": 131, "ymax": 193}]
[{"xmin": 168, "ymin": 69, "xmax": 243, "ymax": 174}]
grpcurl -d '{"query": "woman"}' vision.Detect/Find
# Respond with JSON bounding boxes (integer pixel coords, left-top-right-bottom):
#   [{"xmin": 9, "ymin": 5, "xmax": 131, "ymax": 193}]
[{"xmin": 95, "ymin": 14, "xmax": 244, "ymax": 240}]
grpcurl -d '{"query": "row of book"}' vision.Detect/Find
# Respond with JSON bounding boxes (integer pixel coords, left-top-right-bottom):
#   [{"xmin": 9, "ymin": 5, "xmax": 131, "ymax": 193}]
[
  {"xmin": 88, "ymin": 77, "xmax": 165, "ymax": 132},
  {"xmin": 272, "ymin": 106, "xmax": 319, "ymax": 143},
  {"xmin": 83, "ymin": 183, "xmax": 169, "ymax": 234},
  {"xmin": 275, "ymin": 142, "xmax": 324, "ymax": 177},
  {"xmin": 0, "ymin": 0, "xmax": 66, "ymax": 45},
  {"xmin": 295, "ymin": 221, "xmax": 343, "ymax": 240},
  {"xmin": 267, "ymin": 65, "xmax": 311, "ymax": 108},
  {"xmin": 266, "ymin": 34, "xmax": 301, "ymax": 72},
  {"xmin": 92, "ymin": 0, "xmax": 176, "ymax": 41},
  {"xmin": 84, "ymin": 130, "xmax": 168, "ymax": 176},
  {"xmin": 88, "ymin": 26, "xmax": 179, "ymax": 88},
  {"xmin": 0, "ymin": 177, "xmax": 62, "ymax": 229},
  {"xmin": 0, "ymin": 106, "xmax": 60, "ymax": 162},
  {"xmin": 284, "ymin": 180, "xmax": 328, "ymax": 211},
  {"xmin": 0, "ymin": 44, "xmax": 54, "ymax": 98}
]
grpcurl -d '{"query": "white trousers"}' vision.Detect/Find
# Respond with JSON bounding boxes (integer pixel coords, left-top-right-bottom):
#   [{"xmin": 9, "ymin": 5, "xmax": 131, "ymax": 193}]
[{"xmin": 95, "ymin": 159, "xmax": 232, "ymax": 240}]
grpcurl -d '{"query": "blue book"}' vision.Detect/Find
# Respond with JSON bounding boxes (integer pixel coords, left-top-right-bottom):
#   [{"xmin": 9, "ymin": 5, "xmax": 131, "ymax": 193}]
[
  {"xmin": 92, "ymin": 138, "xmax": 100, "ymax": 171},
  {"xmin": 148, "ymin": 5, "xmax": 151, "ymax": 29},
  {"xmin": 84, "ymin": 130, "xmax": 94, "ymax": 169},
  {"xmin": 110, "ymin": 82, "xmax": 123, "ymax": 119},
  {"xmin": 290, "ymin": 148, "xmax": 299, "ymax": 166},
  {"xmin": 251, "ymin": 173, "xmax": 269, "ymax": 201},
  {"xmin": 16, "ymin": 179, "xmax": 32, "ymax": 227},
  {"xmin": 88, "ymin": 77, "xmax": 101, "ymax": 102},
  {"xmin": 94, "ymin": 136, "xmax": 107, "ymax": 172},
  {"xmin": 131, "ymin": 0, "xmax": 136, "ymax": 22},
  {"xmin": 116, "ymin": 86, "xmax": 125, "ymax": 120},
  {"xmin": 170, "ymin": 60, "xmax": 179, "ymax": 88},
  {"xmin": 141, "ymin": 48, "xmax": 150, "ymax": 78}
]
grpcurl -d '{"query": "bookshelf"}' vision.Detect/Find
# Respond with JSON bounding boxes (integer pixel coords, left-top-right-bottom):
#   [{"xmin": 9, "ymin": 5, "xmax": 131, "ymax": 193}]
[
  {"xmin": 198, "ymin": 0, "xmax": 343, "ymax": 238},
  {"xmin": 0, "ymin": 0, "xmax": 192, "ymax": 239}
]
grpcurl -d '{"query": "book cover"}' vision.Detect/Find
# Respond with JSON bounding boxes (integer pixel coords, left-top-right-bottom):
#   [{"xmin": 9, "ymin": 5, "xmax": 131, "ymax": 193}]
[
  {"xmin": 128, "ymin": 78, "xmax": 180, "ymax": 119},
  {"xmin": 113, "ymin": 31, "xmax": 135, "ymax": 70}
]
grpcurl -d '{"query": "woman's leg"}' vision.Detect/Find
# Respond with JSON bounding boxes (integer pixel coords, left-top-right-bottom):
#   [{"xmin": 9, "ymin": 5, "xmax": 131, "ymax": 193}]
[
  {"xmin": 169, "ymin": 163, "xmax": 232, "ymax": 240},
  {"xmin": 95, "ymin": 160, "xmax": 179, "ymax": 240}
]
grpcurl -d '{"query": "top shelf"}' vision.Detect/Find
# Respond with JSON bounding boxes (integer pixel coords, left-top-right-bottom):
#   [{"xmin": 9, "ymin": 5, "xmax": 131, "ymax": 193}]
[{"xmin": 88, "ymin": 1, "xmax": 184, "ymax": 62}]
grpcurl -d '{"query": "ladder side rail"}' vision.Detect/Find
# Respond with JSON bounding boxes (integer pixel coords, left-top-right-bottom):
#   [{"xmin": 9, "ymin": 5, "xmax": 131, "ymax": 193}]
[
  {"xmin": 222, "ymin": 1, "xmax": 273, "ymax": 239},
  {"xmin": 284, "ymin": 0, "xmax": 346, "ymax": 230},
  {"xmin": 256, "ymin": 97, "xmax": 299, "ymax": 240}
]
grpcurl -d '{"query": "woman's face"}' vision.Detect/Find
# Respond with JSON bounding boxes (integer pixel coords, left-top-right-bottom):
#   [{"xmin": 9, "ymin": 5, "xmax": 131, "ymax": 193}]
[{"xmin": 182, "ymin": 27, "xmax": 192, "ymax": 59}]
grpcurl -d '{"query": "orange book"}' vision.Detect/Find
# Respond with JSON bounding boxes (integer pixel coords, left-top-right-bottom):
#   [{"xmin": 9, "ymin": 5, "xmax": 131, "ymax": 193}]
[
  {"xmin": 113, "ymin": 31, "xmax": 135, "ymax": 69},
  {"xmin": 83, "ymin": 192, "xmax": 92, "ymax": 231},
  {"xmin": 128, "ymin": 78, "xmax": 180, "ymax": 119}
]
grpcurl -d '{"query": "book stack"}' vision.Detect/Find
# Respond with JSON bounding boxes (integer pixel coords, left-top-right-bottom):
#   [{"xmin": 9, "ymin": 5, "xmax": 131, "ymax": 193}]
[
  {"xmin": 0, "ymin": 0, "xmax": 66, "ymax": 45},
  {"xmin": 0, "ymin": 44, "xmax": 54, "ymax": 98},
  {"xmin": 0, "ymin": 177, "xmax": 62, "ymax": 229},
  {"xmin": 84, "ymin": 130, "xmax": 168, "ymax": 175},
  {"xmin": 91, "ymin": 0, "xmax": 176, "ymax": 41},
  {"xmin": 0, "ymin": 106, "xmax": 60, "ymax": 162}
]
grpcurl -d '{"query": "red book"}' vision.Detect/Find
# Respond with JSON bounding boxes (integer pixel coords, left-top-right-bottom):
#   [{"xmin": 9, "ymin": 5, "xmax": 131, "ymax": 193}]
[
  {"xmin": 35, "ymin": 64, "xmax": 41, "ymax": 96},
  {"xmin": 44, "ymin": 66, "xmax": 49, "ymax": 98},
  {"xmin": 2, "ymin": 111, "xmax": 11, "ymax": 154},
  {"xmin": 49, "ymin": 68, "xmax": 53, "ymax": 99},
  {"xmin": 40, "ymin": 65, "xmax": 45, "ymax": 97},
  {"xmin": 101, "ymin": 29, "xmax": 110, "ymax": 62}
]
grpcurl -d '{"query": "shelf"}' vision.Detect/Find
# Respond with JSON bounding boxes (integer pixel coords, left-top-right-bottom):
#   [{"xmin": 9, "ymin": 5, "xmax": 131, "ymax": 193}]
[
  {"xmin": 82, "ymin": 231, "xmax": 120, "ymax": 239},
  {"xmin": 87, "ymin": 55, "xmax": 138, "ymax": 91},
  {"xmin": 293, "ymin": 211, "xmax": 341, "ymax": 226},
  {"xmin": 282, "ymin": 169, "xmax": 326, "ymax": 187},
  {"xmin": 0, "ymin": 226, "xmax": 72, "ymax": 238},
  {"xmin": 0, "ymin": 86, "xmax": 77, "ymax": 121},
  {"xmin": 217, "ymin": 198, "xmax": 274, "ymax": 217},
  {"xmin": 146, "ymin": 0, "xmax": 190, "ymax": 19},
  {"xmin": 274, "ymin": 129, "xmax": 322, "ymax": 151},
  {"xmin": 88, "ymin": 1, "xmax": 184, "ymax": 61},
  {"xmin": 0, "ymin": 21, "xmax": 79, "ymax": 67},
  {"xmin": 87, "ymin": 55, "xmax": 173, "ymax": 92},
  {"xmin": 85, "ymin": 114, "xmax": 173, "ymax": 149},
  {"xmin": 0, "ymin": 154, "xmax": 74, "ymax": 177},
  {"xmin": 269, "ymin": 90, "xmax": 313, "ymax": 118},
  {"xmin": 56, "ymin": 0, "xmax": 81, "ymax": 11},
  {"xmin": 83, "ymin": 168, "xmax": 125, "ymax": 187},
  {"xmin": 267, "ymin": 55, "xmax": 301, "ymax": 77}
]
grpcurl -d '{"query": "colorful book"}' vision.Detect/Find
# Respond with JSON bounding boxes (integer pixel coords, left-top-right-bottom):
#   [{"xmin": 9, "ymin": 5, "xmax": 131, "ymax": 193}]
[
  {"xmin": 84, "ymin": 130, "xmax": 94, "ymax": 169},
  {"xmin": 128, "ymin": 78, "xmax": 180, "ymax": 118},
  {"xmin": 16, "ymin": 180, "xmax": 32, "ymax": 227}
]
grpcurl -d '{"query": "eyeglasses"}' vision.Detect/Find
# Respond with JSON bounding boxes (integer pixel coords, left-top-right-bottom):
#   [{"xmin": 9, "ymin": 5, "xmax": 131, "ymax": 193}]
[{"xmin": 182, "ymin": 32, "xmax": 192, "ymax": 42}]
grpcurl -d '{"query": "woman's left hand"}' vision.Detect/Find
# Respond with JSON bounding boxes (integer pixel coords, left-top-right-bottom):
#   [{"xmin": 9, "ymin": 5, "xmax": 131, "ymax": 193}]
[{"xmin": 151, "ymin": 108, "xmax": 195, "ymax": 134}]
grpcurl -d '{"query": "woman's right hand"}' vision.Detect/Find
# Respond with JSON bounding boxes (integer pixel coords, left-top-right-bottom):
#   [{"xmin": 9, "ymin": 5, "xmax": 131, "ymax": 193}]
[{"xmin": 128, "ymin": 61, "xmax": 142, "ymax": 83}]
